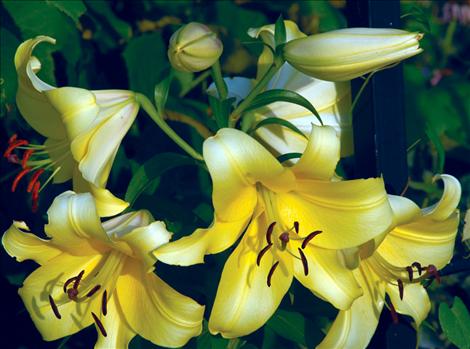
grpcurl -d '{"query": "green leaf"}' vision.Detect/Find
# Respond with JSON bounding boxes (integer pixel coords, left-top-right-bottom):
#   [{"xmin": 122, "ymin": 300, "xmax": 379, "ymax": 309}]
[
  {"xmin": 208, "ymin": 95, "xmax": 234, "ymax": 129},
  {"xmin": 197, "ymin": 321, "xmax": 229, "ymax": 349},
  {"xmin": 267, "ymin": 309, "xmax": 306, "ymax": 345},
  {"xmin": 246, "ymin": 89, "xmax": 323, "ymax": 125},
  {"xmin": 84, "ymin": 0, "xmax": 132, "ymax": 40},
  {"xmin": 439, "ymin": 297, "xmax": 470, "ymax": 349},
  {"xmin": 274, "ymin": 14, "xmax": 286, "ymax": 49},
  {"xmin": 123, "ymin": 32, "xmax": 167, "ymax": 98},
  {"xmin": 277, "ymin": 152, "xmax": 302, "ymax": 163},
  {"xmin": 0, "ymin": 28, "xmax": 20, "ymax": 117},
  {"xmin": 425, "ymin": 122, "xmax": 445, "ymax": 173},
  {"xmin": 3, "ymin": 0, "xmax": 83, "ymax": 84},
  {"xmin": 46, "ymin": 0, "xmax": 86, "ymax": 25},
  {"xmin": 125, "ymin": 153, "xmax": 200, "ymax": 205},
  {"xmin": 154, "ymin": 68, "xmax": 173, "ymax": 116},
  {"xmin": 252, "ymin": 117, "xmax": 307, "ymax": 140}
]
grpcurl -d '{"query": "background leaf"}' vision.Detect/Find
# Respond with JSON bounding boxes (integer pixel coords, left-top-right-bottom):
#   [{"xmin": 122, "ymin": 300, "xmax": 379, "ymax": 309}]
[{"xmin": 439, "ymin": 297, "xmax": 470, "ymax": 349}]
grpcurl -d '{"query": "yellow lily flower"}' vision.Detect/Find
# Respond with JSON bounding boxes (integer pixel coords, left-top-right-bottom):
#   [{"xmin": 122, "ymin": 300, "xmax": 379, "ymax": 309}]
[
  {"xmin": 318, "ymin": 175, "xmax": 461, "ymax": 349},
  {"xmin": 7, "ymin": 36, "xmax": 139, "ymax": 216},
  {"xmin": 154, "ymin": 126, "xmax": 395, "ymax": 338},
  {"xmin": 2, "ymin": 191, "xmax": 204, "ymax": 348},
  {"xmin": 248, "ymin": 21, "xmax": 353, "ymax": 157}
]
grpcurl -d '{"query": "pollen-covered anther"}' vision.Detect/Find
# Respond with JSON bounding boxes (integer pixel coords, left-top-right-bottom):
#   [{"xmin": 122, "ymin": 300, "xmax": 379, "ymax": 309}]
[
  {"xmin": 27, "ymin": 169, "xmax": 45, "ymax": 193},
  {"xmin": 293, "ymin": 221, "xmax": 299, "ymax": 234},
  {"xmin": 426, "ymin": 264, "xmax": 441, "ymax": 284},
  {"xmin": 267, "ymin": 261, "xmax": 280, "ymax": 287},
  {"xmin": 31, "ymin": 181, "xmax": 41, "ymax": 212},
  {"xmin": 298, "ymin": 248, "xmax": 309, "ymax": 276},
  {"xmin": 301, "ymin": 230, "xmax": 322, "ymax": 249},
  {"xmin": 3, "ymin": 137, "xmax": 28, "ymax": 159},
  {"xmin": 412, "ymin": 261, "xmax": 423, "ymax": 275},
  {"xmin": 11, "ymin": 168, "xmax": 31, "ymax": 192},
  {"xmin": 405, "ymin": 266, "xmax": 413, "ymax": 282},
  {"xmin": 21, "ymin": 149, "xmax": 34, "ymax": 169},
  {"xmin": 266, "ymin": 222, "xmax": 276, "ymax": 245},
  {"xmin": 397, "ymin": 279, "xmax": 404, "ymax": 300},
  {"xmin": 92, "ymin": 312, "xmax": 107, "ymax": 337},
  {"xmin": 102, "ymin": 290, "xmax": 108, "ymax": 316},
  {"xmin": 256, "ymin": 244, "xmax": 272, "ymax": 266},
  {"xmin": 86, "ymin": 285, "xmax": 101, "ymax": 298},
  {"xmin": 49, "ymin": 295, "xmax": 61, "ymax": 319}
]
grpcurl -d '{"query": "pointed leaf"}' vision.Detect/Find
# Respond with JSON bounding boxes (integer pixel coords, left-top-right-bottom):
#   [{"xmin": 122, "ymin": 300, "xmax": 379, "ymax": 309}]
[
  {"xmin": 439, "ymin": 297, "xmax": 470, "ymax": 349},
  {"xmin": 274, "ymin": 14, "xmax": 286, "ymax": 48},
  {"xmin": 246, "ymin": 89, "xmax": 323, "ymax": 125},
  {"xmin": 277, "ymin": 152, "xmax": 302, "ymax": 163},
  {"xmin": 252, "ymin": 117, "xmax": 307, "ymax": 139},
  {"xmin": 208, "ymin": 95, "xmax": 234, "ymax": 128},
  {"xmin": 154, "ymin": 68, "xmax": 173, "ymax": 116}
]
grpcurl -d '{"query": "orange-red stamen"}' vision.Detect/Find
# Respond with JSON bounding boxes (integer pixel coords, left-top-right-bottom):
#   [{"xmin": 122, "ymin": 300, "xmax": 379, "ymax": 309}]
[
  {"xmin": 3, "ymin": 140, "xmax": 28, "ymax": 158},
  {"xmin": 31, "ymin": 181, "xmax": 40, "ymax": 212},
  {"xmin": 27, "ymin": 169, "xmax": 45, "ymax": 193},
  {"xmin": 21, "ymin": 149, "xmax": 35, "ymax": 169},
  {"xmin": 11, "ymin": 168, "xmax": 31, "ymax": 192}
]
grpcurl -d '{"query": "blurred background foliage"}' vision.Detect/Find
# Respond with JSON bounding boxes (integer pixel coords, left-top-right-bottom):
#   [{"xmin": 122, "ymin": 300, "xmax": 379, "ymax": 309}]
[{"xmin": 0, "ymin": 0, "xmax": 469, "ymax": 348}]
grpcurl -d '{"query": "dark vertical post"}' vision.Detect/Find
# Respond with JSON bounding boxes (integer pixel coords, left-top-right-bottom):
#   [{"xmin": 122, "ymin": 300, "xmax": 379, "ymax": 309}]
[{"xmin": 347, "ymin": 0, "xmax": 408, "ymax": 195}]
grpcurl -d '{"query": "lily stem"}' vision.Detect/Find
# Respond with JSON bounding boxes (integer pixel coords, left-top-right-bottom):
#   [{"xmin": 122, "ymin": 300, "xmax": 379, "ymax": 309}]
[
  {"xmin": 136, "ymin": 93, "xmax": 204, "ymax": 161},
  {"xmin": 211, "ymin": 60, "xmax": 228, "ymax": 100},
  {"xmin": 179, "ymin": 70, "xmax": 211, "ymax": 98},
  {"xmin": 228, "ymin": 56, "xmax": 284, "ymax": 128}
]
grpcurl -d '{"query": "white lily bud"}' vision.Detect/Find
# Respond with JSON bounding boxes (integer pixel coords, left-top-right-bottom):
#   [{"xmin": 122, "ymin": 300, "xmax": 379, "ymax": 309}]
[
  {"xmin": 283, "ymin": 28, "xmax": 423, "ymax": 81},
  {"xmin": 168, "ymin": 22, "xmax": 223, "ymax": 72}
]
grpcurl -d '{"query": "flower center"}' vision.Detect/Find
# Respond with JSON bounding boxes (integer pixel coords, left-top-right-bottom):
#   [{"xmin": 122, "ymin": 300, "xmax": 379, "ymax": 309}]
[
  {"xmin": 47, "ymin": 250, "xmax": 125, "ymax": 337},
  {"xmin": 3, "ymin": 134, "xmax": 69, "ymax": 212},
  {"xmin": 256, "ymin": 186, "xmax": 322, "ymax": 287}
]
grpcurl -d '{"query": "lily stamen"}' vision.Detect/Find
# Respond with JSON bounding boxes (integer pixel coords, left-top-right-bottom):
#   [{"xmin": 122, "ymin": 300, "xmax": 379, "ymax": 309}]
[
  {"xmin": 298, "ymin": 248, "xmax": 309, "ymax": 276},
  {"xmin": 293, "ymin": 221, "xmax": 299, "ymax": 234},
  {"xmin": 102, "ymin": 290, "xmax": 108, "ymax": 316},
  {"xmin": 86, "ymin": 285, "xmax": 101, "ymax": 298},
  {"xmin": 266, "ymin": 222, "xmax": 276, "ymax": 245},
  {"xmin": 256, "ymin": 244, "xmax": 272, "ymax": 266},
  {"xmin": 21, "ymin": 149, "xmax": 34, "ymax": 169},
  {"xmin": 267, "ymin": 261, "xmax": 280, "ymax": 287},
  {"xmin": 11, "ymin": 168, "xmax": 31, "ymax": 192},
  {"xmin": 397, "ymin": 279, "xmax": 404, "ymax": 300},
  {"xmin": 426, "ymin": 264, "xmax": 441, "ymax": 283},
  {"xmin": 27, "ymin": 169, "xmax": 45, "ymax": 193},
  {"xmin": 405, "ymin": 266, "xmax": 413, "ymax": 282},
  {"xmin": 412, "ymin": 262, "xmax": 423, "ymax": 275},
  {"xmin": 91, "ymin": 312, "xmax": 107, "ymax": 337},
  {"xmin": 48, "ymin": 295, "xmax": 61, "ymax": 319},
  {"xmin": 388, "ymin": 301, "xmax": 399, "ymax": 324},
  {"xmin": 301, "ymin": 230, "xmax": 322, "ymax": 249}
]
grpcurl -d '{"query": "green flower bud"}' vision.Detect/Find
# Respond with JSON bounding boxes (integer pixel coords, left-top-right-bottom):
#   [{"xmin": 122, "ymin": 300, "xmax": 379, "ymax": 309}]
[
  {"xmin": 283, "ymin": 28, "xmax": 423, "ymax": 81},
  {"xmin": 168, "ymin": 22, "xmax": 223, "ymax": 73}
]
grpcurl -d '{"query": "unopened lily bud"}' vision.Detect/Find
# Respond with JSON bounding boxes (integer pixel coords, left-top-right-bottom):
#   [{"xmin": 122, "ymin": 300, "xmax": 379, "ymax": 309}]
[
  {"xmin": 283, "ymin": 28, "xmax": 423, "ymax": 81},
  {"xmin": 168, "ymin": 22, "xmax": 223, "ymax": 72}
]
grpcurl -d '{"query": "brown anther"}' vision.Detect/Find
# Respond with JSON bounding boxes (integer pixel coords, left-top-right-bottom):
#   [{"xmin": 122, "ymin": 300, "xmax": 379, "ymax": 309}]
[
  {"xmin": 267, "ymin": 261, "xmax": 280, "ymax": 287},
  {"xmin": 27, "ymin": 169, "xmax": 44, "ymax": 193},
  {"xmin": 293, "ymin": 221, "xmax": 299, "ymax": 234},
  {"xmin": 397, "ymin": 279, "xmax": 404, "ymax": 300},
  {"xmin": 405, "ymin": 266, "xmax": 413, "ymax": 282},
  {"xmin": 67, "ymin": 287, "xmax": 79, "ymax": 301},
  {"xmin": 73, "ymin": 270, "xmax": 85, "ymax": 289},
  {"xmin": 11, "ymin": 168, "xmax": 31, "ymax": 192},
  {"xmin": 279, "ymin": 232, "xmax": 290, "ymax": 244},
  {"xmin": 49, "ymin": 295, "xmax": 61, "ymax": 319},
  {"xmin": 426, "ymin": 264, "xmax": 441, "ymax": 284},
  {"xmin": 102, "ymin": 290, "xmax": 108, "ymax": 316},
  {"xmin": 389, "ymin": 301, "xmax": 399, "ymax": 324},
  {"xmin": 21, "ymin": 149, "xmax": 34, "ymax": 169},
  {"xmin": 412, "ymin": 262, "xmax": 422, "ymax": 275},
  {"xmin": 63, "ymin": 277, "xmax": 77, "ymax": 293},
  {"xmin": 256, "ymin": 244, "xmax": 272, "ymax": 266},
  {"xmin": 298, "ymin": 248, "xmax": 309, "ymax": 276},
  {"xmin": 86, "ymin": 285, "xmax": 101, "ymax": 298},
  {"xmin": 301, "ymin": 230, "xmax": 322, "ymax": 249},
  {"xmin": 91, "ymin": 312, "xmax": 107, "ymax": 337},
  {"xmin": 266, "ymin": 222, "xmax": 276, "ymax": 245}
]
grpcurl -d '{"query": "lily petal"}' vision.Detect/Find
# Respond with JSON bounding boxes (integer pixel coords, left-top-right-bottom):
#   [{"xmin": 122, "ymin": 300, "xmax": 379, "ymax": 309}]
[
  {"xmin": 247, "ymin": 20, "xmax": 306, "ymax": 49},
  {"xmin": 2, "ymin": 221, "xmax": 61, "ymax": 265},
  {"xmin": 293, "ymin": 125, "xmax": 340, "ymax": 180},
  {"xmin": 386, "ymin": 283, "xmax": 430, "ymax": 326},
  {"xmin": 19, "ymin": 253, "xmax": 103, "ymax": 341},
  {"xmin": 14, "ymin": 36, "xmax": 65, "ymax": 139},
  {"xmin": 208, "ymin": 213, "xmax": 293, "ymax": 338},
  {"xmin": 294, "ymin": 245, "xmax": 362, "ymax": 310},
  {"xmin": 116, "ymin": 259, "xmax": 204, "ymax": 348},
  {"xmin": 388, "ymin": 195, "xmax": 421, "ymax": 226},
  {"xmin": 278, "ymin": 178, "xmax": 393, "ymax": 249},
  {"xmin": 422, "ymin": 174, "xmax": 461, "ymax": 220},
  {"xmin": 317, "ymin": 265, "xmax": 385, "ymax": 349},
  {"xmin": 154, "ymin": 214, "xmax": 250, "ymax": 266},
  {"xmin": 95, "ymin": 296, "xmax": 136, "ymax": 349},
  {"xmin": 203, "ymin": 128, "xmax": 295, "ymax": 221},
  {"xmin": 376, "ymin": 211, "xmax": 459, "ymax": 269},
  {"xmin": 44, "ymin": 191, "xmax": 109, "ymax": 255},
  {"xmin": 73, "ymin": 168, "xmax": 129, "ymax": 217}
]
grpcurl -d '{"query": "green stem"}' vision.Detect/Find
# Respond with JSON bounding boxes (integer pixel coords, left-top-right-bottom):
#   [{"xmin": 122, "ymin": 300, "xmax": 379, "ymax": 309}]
[
  {"xmin": 211, "ymin": 60, "xmax": 228, "ymax": 100},
  {"xmin": 228, "ymin": 57, "xmax": 283, "ymax": 127},
  {"xmin": 136, "ymin": 93, "xmax": 204, "ymax": 161},
  {"xmin": 350, "ymin": 72, "xmax": 375, "ymax": 114},
  {"xmin": 179, "ymin": 70, "xmax": 211, "ymax": 98}
]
